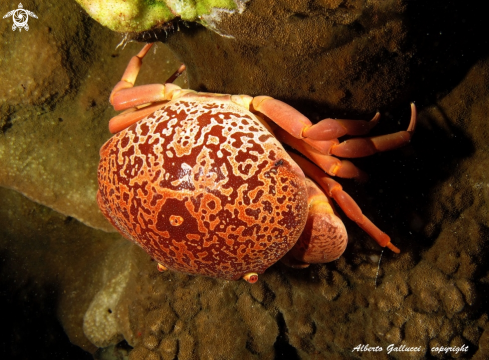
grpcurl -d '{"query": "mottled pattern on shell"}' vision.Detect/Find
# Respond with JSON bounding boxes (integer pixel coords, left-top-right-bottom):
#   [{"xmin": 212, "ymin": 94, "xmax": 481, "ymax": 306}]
[{"xmin": 97, "ymin": 97, "xmax": 308, "ymax": 280}]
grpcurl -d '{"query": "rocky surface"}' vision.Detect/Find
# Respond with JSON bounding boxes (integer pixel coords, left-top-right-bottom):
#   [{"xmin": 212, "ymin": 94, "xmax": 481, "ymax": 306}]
[
  {"xmin": 159, "ymin": 0, "xmax": 486, "ymax": 118},
  {"xmin": 1, "ymin": 0, "xmax": 489, "ymax": 359},
  {"xmin": 0, "ymin": 0, "xmax": 184, "ymax": 232},
  {"xmin": 163, "ymin": 0, "xmax": 415, "ymax": 116}
]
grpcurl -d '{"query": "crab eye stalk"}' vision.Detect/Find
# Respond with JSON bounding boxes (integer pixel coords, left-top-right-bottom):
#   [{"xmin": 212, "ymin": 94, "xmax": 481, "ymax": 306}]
[
  {"xmin": 243, "ymin": 273, "xmax": 259, "ymax": 283},
  {"xmin": 157, "ymin": 263, "xmax": 168, "ymax": 272}
]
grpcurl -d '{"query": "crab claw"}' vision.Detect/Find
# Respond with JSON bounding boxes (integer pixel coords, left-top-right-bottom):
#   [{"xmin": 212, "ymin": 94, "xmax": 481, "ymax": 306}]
[{"xmin": 282, "ymin": 178, "xmax": 348, "ymax": 268}]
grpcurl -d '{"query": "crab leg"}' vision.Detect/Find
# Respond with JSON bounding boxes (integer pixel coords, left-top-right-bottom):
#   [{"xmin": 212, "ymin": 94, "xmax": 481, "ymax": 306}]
[
  {"xmin": 112, "ymin": 63, "xmax": 185, "ymax": 111},
  {"xmin": 253, "ymin": 97, "xmax": 416, "ymax": 154},
  {"xmin": 330, "ymin": 103, "xmax": 417, "ymax": 158},
  {"xmin": 252, "ymin": 96, "xmax": 380, "ymax": 140},
  {"xmin": 301, "ymin": 104, "xmax": 415, "ymax": 157},
  {"xmin": 108, "ymin": 43, "xmax": 187, "ymax": 133},
  {"xmin": 275, "ymin": 127, "xmax": 368, "ymax": 181},
  {"xmin": 165, "ymin": 64, "xmax": 187, "ymax": 84},
  {"xmin": 110, "ymin": 43, "xmax": 185, "ymax": 111},
  {"xmin": 108, "ymin": 102, "xmax": 168, "ymax": 134},
  {"xmin": 110, "ymin": 43, "xmax": 158, "ymax": 110},
  {"xmin": 288, "ymin": 152, "xmax": 400, "ymax": 253}
]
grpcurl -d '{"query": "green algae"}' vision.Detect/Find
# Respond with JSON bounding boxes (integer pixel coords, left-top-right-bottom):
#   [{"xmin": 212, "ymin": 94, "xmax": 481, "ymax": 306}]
[{"xmin": 75, "ymin": 0, "xmax": 242, "ymax": 33}]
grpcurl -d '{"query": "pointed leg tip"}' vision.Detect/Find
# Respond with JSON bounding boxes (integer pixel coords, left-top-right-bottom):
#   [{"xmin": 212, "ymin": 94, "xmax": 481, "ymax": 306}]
[
  {"xmin": 371, "ymin": 112, "xmax": 381, "ymax": 124},
  {"xmin": 386, "ymin": 242, "xmax": 400, "ymax": 254},
  {"xmin": 138, "ymin": 43, "xmax": 154, "ymax": 57},
  {"xmin": 408, "ymin": 103, "xmax": 417, "ymax": 133}
]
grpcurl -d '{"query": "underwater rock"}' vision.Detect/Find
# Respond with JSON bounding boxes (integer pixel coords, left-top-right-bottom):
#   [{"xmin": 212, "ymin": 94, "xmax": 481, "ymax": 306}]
[
  {"xmin": 0, "ymin": 1, "xmax": 183, "ymax": 232},
  {"xmin": 77, "ymin": 0, "xmax": 417, "ymax": 114},
  {"xmin": 162, "ymin": 0, "xmax": 415, "ymax": 115},
  {"xmin": 0, "ymin": 186, "xmax": 121, "ymax": 355},
  {"xmin": 82, "ymin": 246, "xmax": 135, "ymax": 348}
]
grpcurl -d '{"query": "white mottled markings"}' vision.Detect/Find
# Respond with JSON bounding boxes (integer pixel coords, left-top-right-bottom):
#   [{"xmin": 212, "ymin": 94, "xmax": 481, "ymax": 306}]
[{"xmin": 97, "ymin": 96, "xmax": 308, "ymax": 281}]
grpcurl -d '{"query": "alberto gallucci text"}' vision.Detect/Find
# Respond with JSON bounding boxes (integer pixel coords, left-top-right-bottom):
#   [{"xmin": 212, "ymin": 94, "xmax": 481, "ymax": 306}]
[{"xmin": 352, "ymin": 344, "xmax": 422, "ymax": 354}]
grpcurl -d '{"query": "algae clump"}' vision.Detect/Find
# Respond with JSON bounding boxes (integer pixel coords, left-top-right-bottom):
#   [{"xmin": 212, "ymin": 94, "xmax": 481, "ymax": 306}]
[{"xmin": 75, "ymin": 0, "xmax": 244, "ymax": 33}]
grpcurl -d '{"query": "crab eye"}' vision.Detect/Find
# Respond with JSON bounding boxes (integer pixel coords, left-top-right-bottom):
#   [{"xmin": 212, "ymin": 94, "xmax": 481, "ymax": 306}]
[{"xmin": 243, "ymin": 273, "xmax": 259, "ymax": 283}]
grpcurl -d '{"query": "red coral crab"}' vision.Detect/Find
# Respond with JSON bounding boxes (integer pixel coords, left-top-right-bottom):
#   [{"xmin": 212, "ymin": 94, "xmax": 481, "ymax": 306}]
[{"xmin": 97, "ymin": 44, "xmax": 416, "ymax": 283}]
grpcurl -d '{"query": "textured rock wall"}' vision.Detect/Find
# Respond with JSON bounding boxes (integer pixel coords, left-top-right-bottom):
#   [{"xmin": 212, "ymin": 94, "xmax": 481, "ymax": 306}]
[{"xmin": 0, "ymin": 0, "xmax": 184, "ymax": 232}]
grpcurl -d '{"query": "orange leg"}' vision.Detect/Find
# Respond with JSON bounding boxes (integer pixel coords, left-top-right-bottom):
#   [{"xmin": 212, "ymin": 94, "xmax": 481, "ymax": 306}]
[
  {"xmin": 108, "ymin": 102, "xmax": 170, "ymax": 134},
  {"xmin": 253, "ymin": 97, "xmax": 416, "ymax": 157},
  {"xmin": 288, "ymin": 152, "xmax": 400, "ymax": 253},
  {"xmin": 330, "ymin": 103, "xmax": 417, "ymax": 158},
  {"xmin": 108, "ymin": 43, "xmax": 186, "ymax": 133},
  {"xmin": 252, "ymin": 96, "xmax": 380, "ymax": 140},
  {"xmin": 110, "ymin": 43, "xmax": 156, "ymax": 110},
  {"xmin": 275, "ymin": 127, "xmax": 368, "ymax": 181}
]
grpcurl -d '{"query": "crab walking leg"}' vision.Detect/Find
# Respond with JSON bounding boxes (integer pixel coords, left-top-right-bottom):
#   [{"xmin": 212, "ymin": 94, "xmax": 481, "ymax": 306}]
[
  {"xmin": 165, "ymin": 64, "xmax": 187, "ymax": 84},
  {"xmin": 304, "ymin": 111, "xmax": 381, "ymax": 140},
  {"xmin": 289, "ymin": 153, "xmax": 400, "ymax": 253},
  {"xmin": 252, "ymin": 96, "xmax": 380, "ymax": 140},
  {"xmin": 107, "ymin": 44, "xmax": 188, "ymax": 133},
  {"xmin": 302, "ymin": 137, "xmax": 340, "ymax": 154},
  {"xmin": 109, "ymin": 43, "xmax": 156, "ymax": 110},
  {"xmin": 109, "ymin": 102, "xmax": 168, "ymax": 134},
  {"xmin": 330, "ymin": 103, "xmax": 417, "ymax": 158},
  {"xmin": 109, "ymin": 43, "xmax": 186, "ymax": 112},
  {"xmin": 275, "ymin": 127, "xmax": 368, "ymax": 181}
]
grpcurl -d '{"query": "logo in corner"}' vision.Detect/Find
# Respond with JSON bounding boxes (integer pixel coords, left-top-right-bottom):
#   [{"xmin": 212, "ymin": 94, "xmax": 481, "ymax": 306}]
[{"xmin": 3, "ymin": 3, "xmax": 38, "ymax": 32}]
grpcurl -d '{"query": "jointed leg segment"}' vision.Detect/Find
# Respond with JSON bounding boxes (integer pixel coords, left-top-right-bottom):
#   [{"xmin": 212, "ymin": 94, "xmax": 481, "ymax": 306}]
[
  {"xmin": 265, "ymin": 102, "xmax": 416, "ymax": 183},
  {"xmin": 330, "ymin": 103, "xmax": 417, "ymax": 158},
  {"xmin": 275, "ymin": 128, "xmax": 368, "ymax": 181},
  {"xmin": 252, "ymin": 97, "xmax": 381, "ymax": 140},
  {"xmin": 108, "ymin": 43, "xmax": 187, "ymax": 134},
  {"xmin": 289, "ymin": 152, "xmax": 400, "ymax": 253},
  {"xmin": 254, "ymin": 98, "xmax": 416, "ymax": 158}
]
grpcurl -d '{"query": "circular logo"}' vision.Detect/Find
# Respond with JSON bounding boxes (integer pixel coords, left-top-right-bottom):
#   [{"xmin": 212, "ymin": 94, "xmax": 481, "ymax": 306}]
[{"xmin": 3, "ymin": 3, "xmax": 38, "ymax": 32}]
